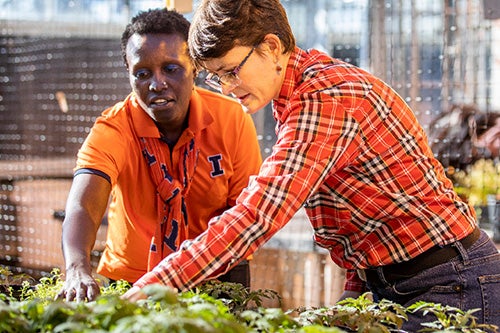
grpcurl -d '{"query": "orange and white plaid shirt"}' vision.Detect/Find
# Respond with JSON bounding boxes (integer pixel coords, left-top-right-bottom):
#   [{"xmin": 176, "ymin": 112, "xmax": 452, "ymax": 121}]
[{"xmin": 135, "ymin": 47, "xmax": 477, "ymax": 292}]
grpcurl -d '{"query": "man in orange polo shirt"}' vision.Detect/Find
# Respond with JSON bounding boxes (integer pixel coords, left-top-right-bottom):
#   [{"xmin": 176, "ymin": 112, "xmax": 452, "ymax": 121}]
[{"xmin": 56, "ymin": 8, "xmax": 261, "ymax": 302}]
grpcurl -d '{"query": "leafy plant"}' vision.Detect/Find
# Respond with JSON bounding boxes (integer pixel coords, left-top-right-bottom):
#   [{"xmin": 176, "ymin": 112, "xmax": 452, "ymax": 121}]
[
  {"xmin": 0, "ymin": 267, "xmax": 497, "ymax": 333},
  {"xmin": 192, "ymin": 280, "xmax": 282, "ymax": 314},
  {"xmin": 291, "ymin": 292, "xmax": 407, "ymax": 333},
  {"xmin": 452, "ymin": 159, "xmax": 500, "ymax": 206},
  {"xmin": 0, "ymin": 298, "xmax": 31, "ymax": 332},
  {"xmin": 101, "ymin": 279, "xmax": 132, "ymax": 296},
  {"xmin": 0, "ymin": 266, "xmax": 34, "ymax": 286},
  {"xmin": 2, "ymin": 267, "xmax": 130, "ymax": 305},
  {"xmin": 239, "ymin": 306, "xmax": 300, "ymax": 332},
  {"xmin": 18, "ymin": 268, "xmax": 65, "ymax": 303},
  {"xmin": 0, "ymin": 266, "xmax": 36, "ymax": 302},
  {"xmin": 407, "ymin": 301, "xmax": 498, "ymax": 333}
]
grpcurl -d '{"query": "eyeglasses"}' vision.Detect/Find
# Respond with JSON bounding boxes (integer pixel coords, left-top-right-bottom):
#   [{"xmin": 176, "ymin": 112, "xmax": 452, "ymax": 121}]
[{"xmin": 204, "ymin": 46, "xmax": 255, "ymax": 91}]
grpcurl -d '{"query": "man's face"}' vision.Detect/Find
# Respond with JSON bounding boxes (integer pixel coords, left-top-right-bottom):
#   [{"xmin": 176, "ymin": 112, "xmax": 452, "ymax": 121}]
[{"xmin": 126, "ymin": 33, "xmax": 195, "ymax": 129}]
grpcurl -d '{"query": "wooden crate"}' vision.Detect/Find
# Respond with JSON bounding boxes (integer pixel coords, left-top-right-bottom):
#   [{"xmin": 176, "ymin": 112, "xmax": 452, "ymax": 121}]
[
  {"xmin": 12, "ymin": 179, "xmax": 71, "ymax": 270},
  {"xmin": 3, "ymin": 177, "xmax": 107, "ymax": 275},
  {"xmin": 250, "ymin": 247, "xmax": 346, "ymax": 309}
]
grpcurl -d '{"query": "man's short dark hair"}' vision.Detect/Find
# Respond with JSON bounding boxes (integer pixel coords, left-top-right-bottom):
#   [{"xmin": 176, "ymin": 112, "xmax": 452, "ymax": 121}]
[{"xmin": 120, "ymin": 8, "xmax": 190, "ymax": 66}]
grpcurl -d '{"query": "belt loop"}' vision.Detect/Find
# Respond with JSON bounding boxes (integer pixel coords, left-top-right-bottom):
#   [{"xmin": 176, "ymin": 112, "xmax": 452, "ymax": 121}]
[
  {"xmin": 452, "ymin": 236, "xmax": 470, "ymax": 263},
  {"xmin": 453, "ymin": 227, "xmax": 480, "ymax": 263}
]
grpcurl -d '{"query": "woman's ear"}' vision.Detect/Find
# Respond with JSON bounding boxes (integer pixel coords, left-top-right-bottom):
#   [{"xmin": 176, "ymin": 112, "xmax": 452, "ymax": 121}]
[{"xmin": 262, "ymin": 33, "xmax": 283, "ymax": 58}]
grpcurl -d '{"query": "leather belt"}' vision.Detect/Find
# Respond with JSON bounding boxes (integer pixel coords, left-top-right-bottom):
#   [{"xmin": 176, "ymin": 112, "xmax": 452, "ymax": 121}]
[{"xmin": 358, "ymin": 227, "xmax": 480, "ymax": 283}]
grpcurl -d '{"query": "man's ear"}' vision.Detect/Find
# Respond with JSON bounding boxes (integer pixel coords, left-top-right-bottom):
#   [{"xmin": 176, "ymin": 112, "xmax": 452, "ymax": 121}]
[{"xmin": 192, "ymin": 63, "xmax": 200, "ymax": 83}]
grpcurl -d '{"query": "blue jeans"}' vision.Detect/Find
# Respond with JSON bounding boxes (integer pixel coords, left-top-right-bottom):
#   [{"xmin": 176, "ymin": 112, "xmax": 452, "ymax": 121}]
[{"xmin": 366, "ymin": 230, "xmax": 500, "ymax": 332}]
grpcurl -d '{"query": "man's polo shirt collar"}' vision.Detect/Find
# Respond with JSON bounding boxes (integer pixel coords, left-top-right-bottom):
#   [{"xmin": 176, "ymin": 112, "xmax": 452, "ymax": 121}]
[{"xmin": 128, "ymin": 87, "xmax": 214, "ymax": 140}]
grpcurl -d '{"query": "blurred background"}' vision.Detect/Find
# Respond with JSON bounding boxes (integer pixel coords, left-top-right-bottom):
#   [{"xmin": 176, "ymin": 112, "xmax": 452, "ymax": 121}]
[{"xmin": 1, "ymin": 0, "xmax": 500, "ymax": 309}]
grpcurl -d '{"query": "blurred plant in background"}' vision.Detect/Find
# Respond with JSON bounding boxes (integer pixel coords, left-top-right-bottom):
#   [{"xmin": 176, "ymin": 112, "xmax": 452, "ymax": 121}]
[
  {"xmin": 451, "ymin": 158, "xmax": 500, "ymax": 242},
  {"xmin": 452, "ymin": 159, "xmax": 500, "ymax": 207}
]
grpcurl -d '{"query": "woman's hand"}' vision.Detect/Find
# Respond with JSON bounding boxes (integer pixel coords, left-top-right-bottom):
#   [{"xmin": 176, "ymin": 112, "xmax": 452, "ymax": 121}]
[{"xmin": 121, "ymin": 286, "xmax": 148, "ymax": 302}]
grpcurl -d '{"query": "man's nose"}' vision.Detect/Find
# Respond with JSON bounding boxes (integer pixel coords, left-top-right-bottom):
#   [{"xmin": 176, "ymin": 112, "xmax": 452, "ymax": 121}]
[{"xmin": 149, "ymin": 78, "xmax": 168, "ymax": 91}]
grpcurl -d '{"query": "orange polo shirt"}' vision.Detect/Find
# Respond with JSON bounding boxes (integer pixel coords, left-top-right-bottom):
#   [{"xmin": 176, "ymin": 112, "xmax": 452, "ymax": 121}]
[{"xmin": 75, "ymin": 87, "xmax": 262, "ymax": 283}]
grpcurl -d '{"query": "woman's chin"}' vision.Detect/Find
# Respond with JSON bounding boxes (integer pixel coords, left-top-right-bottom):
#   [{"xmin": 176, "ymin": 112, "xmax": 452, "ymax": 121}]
[{"xmin": 241, "ymin": 99, "xmax": 268, "ymax": 114}]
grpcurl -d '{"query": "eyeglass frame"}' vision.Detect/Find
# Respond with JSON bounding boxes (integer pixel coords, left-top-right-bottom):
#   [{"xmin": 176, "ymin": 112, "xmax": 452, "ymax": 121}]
[{"xmin": 204, "ymin": 46, "xmax": 256, "ymax": 91}]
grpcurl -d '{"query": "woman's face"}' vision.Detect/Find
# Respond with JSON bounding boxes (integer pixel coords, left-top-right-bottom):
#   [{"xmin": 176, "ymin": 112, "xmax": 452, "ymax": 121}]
[
  {"xmin": 126, "ymin": 33, "xmax": 195, "ymax": 130},
  {"xmin": 202, "ymin": 43, "xmax": 284, "ymax": 114}
]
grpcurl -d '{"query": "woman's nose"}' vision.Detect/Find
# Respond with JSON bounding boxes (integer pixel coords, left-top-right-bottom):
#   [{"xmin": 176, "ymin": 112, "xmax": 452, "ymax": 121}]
[{"xmin": 220, "ymin": 84, "xmax": 235, "ymax": 96}]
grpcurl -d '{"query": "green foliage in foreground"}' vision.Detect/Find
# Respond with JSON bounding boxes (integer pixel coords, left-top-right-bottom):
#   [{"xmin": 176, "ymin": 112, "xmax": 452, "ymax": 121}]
[{"xmin": 0, "ymin": 267, "xmax": 498, "ymax": 333}]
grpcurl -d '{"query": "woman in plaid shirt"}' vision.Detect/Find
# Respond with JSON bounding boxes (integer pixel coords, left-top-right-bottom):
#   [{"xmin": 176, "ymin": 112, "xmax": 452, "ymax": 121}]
[{"xmin": 124, "ymin": 0, "xmax": 500, "ymax": 331}]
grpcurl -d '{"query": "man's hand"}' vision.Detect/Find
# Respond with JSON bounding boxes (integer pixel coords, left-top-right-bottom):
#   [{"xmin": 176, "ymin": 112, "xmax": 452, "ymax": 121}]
[
  {"xmin": 121, "ymin": 286, "xmax": 148, "ymax": 302},
  {"xmin": 55, "ymin": 268, "xmax": 100, "ymax": 302}
]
